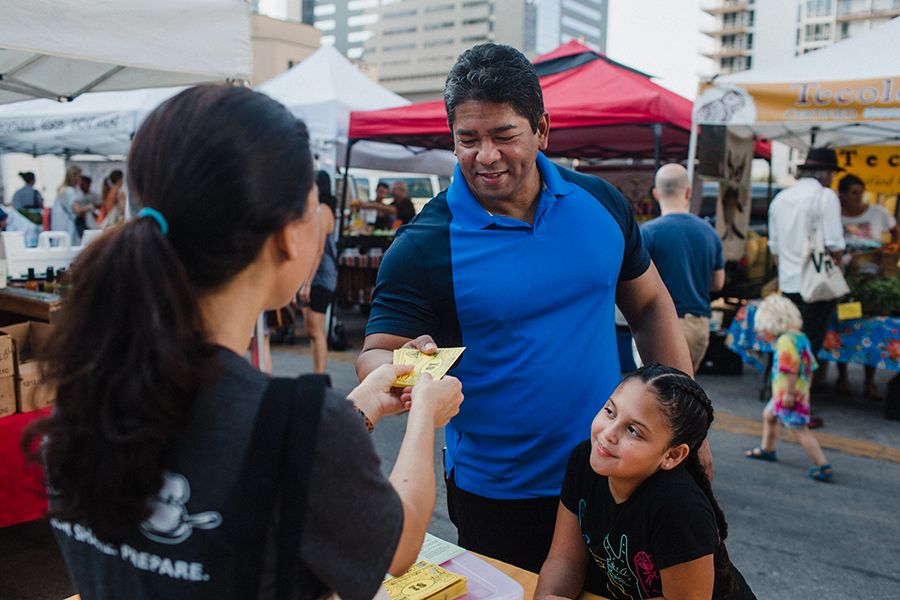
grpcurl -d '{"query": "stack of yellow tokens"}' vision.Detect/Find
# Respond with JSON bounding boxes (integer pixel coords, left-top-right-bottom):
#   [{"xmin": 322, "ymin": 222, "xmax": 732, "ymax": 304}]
[{"xmin": 383, "ymin": 561, "xmax": 467, "ymax": 600}]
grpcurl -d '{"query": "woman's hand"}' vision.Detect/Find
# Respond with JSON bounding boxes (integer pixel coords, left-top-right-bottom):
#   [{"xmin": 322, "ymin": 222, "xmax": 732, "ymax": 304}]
[
  {"xmin": 347, "ymin": 364, "xmax": 413, "ymax": 425},
  {"xmin": 408, "ymin": 373, "xmax": 463, "ymax": 429}
]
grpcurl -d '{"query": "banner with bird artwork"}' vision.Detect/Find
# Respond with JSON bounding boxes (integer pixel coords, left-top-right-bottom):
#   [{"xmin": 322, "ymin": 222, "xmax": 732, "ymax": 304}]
[{"xmin": 716, "ymin": 130, "xmax": 754, "ymax": 261}]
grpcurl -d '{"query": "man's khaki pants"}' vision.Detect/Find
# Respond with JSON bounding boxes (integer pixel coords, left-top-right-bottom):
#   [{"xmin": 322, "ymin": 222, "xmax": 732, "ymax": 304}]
[{"xmin": 681, "ymin": 314, "xmax": 710, "ymax": 375}]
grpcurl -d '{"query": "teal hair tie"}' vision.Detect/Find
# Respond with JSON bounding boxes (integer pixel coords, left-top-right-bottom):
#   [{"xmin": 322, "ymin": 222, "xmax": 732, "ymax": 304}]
[{"xmin": 137, "ymin": 207, "xmax": 169, "ymax": 237}]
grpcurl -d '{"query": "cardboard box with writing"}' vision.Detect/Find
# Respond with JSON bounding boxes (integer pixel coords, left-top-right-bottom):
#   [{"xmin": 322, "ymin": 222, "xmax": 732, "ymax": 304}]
[
  {"xmin": 0, "ymin": 322, "xmax": 54, "ymax": 412},
  {"xmin": 0, "ymin": 335, "xmax": 15, "ymax": 418}
]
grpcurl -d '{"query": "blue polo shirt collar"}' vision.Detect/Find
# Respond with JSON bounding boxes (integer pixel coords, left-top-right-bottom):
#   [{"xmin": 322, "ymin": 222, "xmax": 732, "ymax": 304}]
[{"xmin": 447, "ymin": 151, "xmax": 575, "ymax": 232}]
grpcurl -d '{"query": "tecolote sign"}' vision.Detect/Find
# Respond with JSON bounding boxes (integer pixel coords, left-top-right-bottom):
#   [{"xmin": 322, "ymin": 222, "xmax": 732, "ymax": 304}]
[
  {"xmin": 832, "ymin": 146, "xmax": 900, "ymax": 194},
  {"xmin": 697, "ymin": 78, "xmax": 900, "ymax": 125}
]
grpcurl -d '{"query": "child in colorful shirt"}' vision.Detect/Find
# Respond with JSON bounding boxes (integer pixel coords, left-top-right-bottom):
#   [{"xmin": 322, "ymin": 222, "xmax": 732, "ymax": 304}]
[{"xmin": 745, "ymin": 294, "xmax": 833, "ymax": 481}]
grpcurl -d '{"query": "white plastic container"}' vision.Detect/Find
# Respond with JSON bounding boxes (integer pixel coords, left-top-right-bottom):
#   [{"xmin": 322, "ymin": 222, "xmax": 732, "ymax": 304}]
[
  {"xmin": 1, "ymin": 229, "xmax": 103, "ymax": 280},
  {"xmin": 441, "ymin": 551, "xmax": 524, "ymax": 600}
]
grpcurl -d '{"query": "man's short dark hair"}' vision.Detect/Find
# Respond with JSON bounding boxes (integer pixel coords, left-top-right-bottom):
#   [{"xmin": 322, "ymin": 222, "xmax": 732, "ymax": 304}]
[
  {"xmin": 376, "ymin": 182, "xmax": 390, "ymax": 190},
  {"xmin": 837, "ymin": 173, "xmax": 864, "ymax": 193},
  {"xmin": 444, "ymin": 43, "xmax": 544, "ymax": 133}
]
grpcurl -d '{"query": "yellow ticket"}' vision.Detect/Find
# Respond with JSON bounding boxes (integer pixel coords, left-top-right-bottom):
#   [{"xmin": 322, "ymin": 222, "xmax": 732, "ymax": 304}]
[{"xmin": 392, "ymin": 347, "xmax": 465, "ymax": 387}]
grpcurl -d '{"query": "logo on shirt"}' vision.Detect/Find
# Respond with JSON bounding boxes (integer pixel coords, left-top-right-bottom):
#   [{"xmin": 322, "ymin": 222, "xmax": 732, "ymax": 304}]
[
  {"xmin": 140, "ymin": 471, "xmax": 222, "ymax": 545},
  {"xmin": 603, "ymin": 534, "xmax": 639, "ymax": 600}
]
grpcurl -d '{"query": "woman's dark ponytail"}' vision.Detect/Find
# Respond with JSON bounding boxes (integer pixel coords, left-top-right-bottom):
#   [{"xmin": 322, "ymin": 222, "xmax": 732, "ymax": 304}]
[
  {"xmin": 24, "ymin": 85, "xmax": 314, "ymax": 543},
  {"xmin": 625, "ymin": 363, "xmax": 739, "ymax": 599},
  {"xmin": 26, "ymin": 219, "xmax": 212, "ymax": 541}
]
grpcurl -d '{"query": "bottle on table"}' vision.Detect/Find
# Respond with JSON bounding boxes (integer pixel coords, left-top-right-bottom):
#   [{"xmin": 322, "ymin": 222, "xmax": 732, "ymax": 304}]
[{"xmin": 24, "ymin": 268, "xmax": 38, "ymax": 291}]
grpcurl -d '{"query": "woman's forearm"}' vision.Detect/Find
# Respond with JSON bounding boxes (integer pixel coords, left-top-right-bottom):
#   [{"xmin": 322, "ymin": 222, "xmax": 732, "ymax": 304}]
[{"xmin": 386, "ymin": 415, "xmax": 436, "ymax": 576}]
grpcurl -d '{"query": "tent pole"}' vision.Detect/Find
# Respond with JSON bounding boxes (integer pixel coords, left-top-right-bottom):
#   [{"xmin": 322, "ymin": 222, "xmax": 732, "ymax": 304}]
[
  {"xmin": 336, "ymin": 139, "xmax": 356, "ymax": 247},
  {"xmin": 686, "ymin": 118, "xmax": 699, "ymax": 181},
  {"xmin": 328, "ymin": 139, "xmax": 357, "ymax": 351},
  {"xmin": 652, "ymin": 123, "xmax": 662, "ymax": 170}
]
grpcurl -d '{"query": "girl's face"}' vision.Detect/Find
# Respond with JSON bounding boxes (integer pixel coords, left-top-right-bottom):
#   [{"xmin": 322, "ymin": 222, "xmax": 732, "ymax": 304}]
[{"xmin": 589, "ymin": 378, "xmax": 683, "ymax": 483}]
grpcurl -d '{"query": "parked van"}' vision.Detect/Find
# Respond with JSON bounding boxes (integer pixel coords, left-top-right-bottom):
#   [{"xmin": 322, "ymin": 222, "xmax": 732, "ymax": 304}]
[{"xmin": 348, "ymin": 169, "xmax": 452, "ymax": 213}]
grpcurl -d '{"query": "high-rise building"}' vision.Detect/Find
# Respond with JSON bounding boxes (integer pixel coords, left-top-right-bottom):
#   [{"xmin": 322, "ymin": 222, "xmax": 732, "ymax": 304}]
[
  {"xmin": 294, "ymin": 0, "xmax": 607, "ymax": 100},
  {"xmin": 702, "ymin": 0, "xmax": 899, "ymax": 75},
  {"xmin": 797, "ymin": 0, "xmax": 899, "ymax": 54},
  {"xmin": 701, "ymin": 0, "xmax": 796, "ymax": 74}
]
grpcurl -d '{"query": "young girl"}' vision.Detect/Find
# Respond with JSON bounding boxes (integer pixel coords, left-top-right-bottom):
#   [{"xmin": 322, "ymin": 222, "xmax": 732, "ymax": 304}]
[
  {"xmin": 744, "ymin": 294, "xmax": 833, "ymax": 482},
  {"xmin": 535, "ymin": 363, "xmax": 755, "ymax": 600}
]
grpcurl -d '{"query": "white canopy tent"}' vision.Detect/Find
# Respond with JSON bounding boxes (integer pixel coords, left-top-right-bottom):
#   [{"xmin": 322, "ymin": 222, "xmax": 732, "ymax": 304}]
[
  {"xmin": 256, "ymin": 45, "xmax": 456, "ymax": 175},
  {"xmin": 0, "ymin": 86, "xmax": 184, "ymax": 156},
  {"xmin": 690, "ymin": 16, "xmax": 900, "ymax": 174},
  {"xmin": 0, "ymin": 0, "xmax": 251, "ymax": 105}
]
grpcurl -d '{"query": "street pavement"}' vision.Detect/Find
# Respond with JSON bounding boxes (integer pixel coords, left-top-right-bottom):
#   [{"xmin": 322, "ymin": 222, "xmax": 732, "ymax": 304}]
[
  {"xmin": 2, "ymin": 336, "xmax": 898, "ymax": 600},
  {"xmin": 270, "ymin": 342, "xmax": 900, "ymax": 600}
]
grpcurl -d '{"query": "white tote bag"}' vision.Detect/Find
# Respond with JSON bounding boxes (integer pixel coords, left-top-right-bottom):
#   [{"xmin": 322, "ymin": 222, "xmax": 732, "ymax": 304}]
[{"xmin": 800, "ymin": 190, "xmax": 849, "ymax": 303}]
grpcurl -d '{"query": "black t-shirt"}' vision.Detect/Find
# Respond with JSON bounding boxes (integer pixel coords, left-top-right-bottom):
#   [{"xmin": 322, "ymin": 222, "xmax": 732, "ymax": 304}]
[
  {"xmin": 393, "ymin": 196, "xmax": 415, "ymax": 225},
  {"xmin": 561, "ymin": 441, "xmax": 752, "ymax": 600},
  {"xmin": 53, "ymin": 349, "xmax": 403, "ymax": 600}
]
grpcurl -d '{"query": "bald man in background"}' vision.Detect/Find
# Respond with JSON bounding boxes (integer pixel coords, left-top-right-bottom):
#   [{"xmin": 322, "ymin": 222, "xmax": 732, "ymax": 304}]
[{"xmin": 642, "ymin": 164, "xmax": 725, "ymax": 374}]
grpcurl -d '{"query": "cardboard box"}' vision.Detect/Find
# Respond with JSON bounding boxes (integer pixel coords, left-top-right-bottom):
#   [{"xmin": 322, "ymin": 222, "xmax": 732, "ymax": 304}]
[
  {"xmin": 0, "ymin": 335, "xmax": 17, "ymax": 418},
  {"xmin": 0, "ymin": 321, "xmax": 55, "ymax": 413},
  {"xmin": 0, "ymin": 376, "xmax": 15, "ymax": 418}
]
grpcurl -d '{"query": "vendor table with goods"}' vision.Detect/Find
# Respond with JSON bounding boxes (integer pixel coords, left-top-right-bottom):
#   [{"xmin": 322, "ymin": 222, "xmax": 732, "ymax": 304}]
[
  {"xmin": 335, "ymin": 233, "xmax": 393, "ymax": 308},
  {"xmin": 0, "ymin": 287, "xmax": 62, "ymax": 325},
  {"xmin": 725, "ymin": 299, "xmax": 900, "ymax": 412},
  {"xmin": 726, "ymin": 301, "xmax": 900, "ymax": 373}
]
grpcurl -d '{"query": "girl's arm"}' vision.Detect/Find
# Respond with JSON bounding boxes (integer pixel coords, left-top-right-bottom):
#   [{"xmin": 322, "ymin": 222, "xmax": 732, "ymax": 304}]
[
  {"xmin": 658, "ymin": 554, "xmax": 714, "ymax": 600},
  {"xmin": 535, "ymin": 502, "xmax": 589, "ymax": 600}
]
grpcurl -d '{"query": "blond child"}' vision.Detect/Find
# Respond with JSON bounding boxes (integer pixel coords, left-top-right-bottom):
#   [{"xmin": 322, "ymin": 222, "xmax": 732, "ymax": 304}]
[{"xmin": 744, "ymin": 294, "xmax": 833, "ymax": 482}]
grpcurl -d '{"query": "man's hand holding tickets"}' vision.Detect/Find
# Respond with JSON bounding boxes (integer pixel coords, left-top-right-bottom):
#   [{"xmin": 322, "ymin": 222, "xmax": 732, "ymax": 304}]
[{"xmin": 392, "ymin": 346, "xmax": 466, "ymax": 387}]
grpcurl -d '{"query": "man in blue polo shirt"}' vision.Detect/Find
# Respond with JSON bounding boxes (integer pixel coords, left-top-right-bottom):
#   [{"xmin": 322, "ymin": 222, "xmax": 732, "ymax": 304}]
[
  {"xmin": 642, "ymin": 163, "xmax": 724, "ymax": 374},
  {"xmin": 357, "ymin": 43, "xmax": 692, "ymax": 572}
]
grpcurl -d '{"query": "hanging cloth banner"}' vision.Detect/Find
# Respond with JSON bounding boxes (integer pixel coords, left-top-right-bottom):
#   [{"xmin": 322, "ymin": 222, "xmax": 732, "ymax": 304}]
[{"xmin": 716, "ymin": 130, "xmax": 754, "ymax": 262}]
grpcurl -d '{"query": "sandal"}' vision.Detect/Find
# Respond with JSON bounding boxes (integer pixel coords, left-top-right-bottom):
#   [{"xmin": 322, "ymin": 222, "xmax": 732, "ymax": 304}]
[
  {"xmin": 809, "ymin": 464, "xmax": 834, "ymax": 482},
  {"xmin": 744, "ymin": 447, "xmax": 777, "ymax": 462}
]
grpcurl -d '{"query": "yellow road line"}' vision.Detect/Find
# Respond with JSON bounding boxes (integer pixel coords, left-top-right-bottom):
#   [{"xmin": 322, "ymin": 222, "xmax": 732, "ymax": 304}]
[{"xmin": 713, "ymin": 411, "xmax": 900, "ymax": 464}]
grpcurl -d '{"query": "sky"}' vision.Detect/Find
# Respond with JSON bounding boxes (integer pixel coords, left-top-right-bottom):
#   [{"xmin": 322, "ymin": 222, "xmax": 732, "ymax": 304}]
[
  {"xmin": 258, "ymin": 0, "xmax": 715, "ymax": 99},
  {"xmin": 607, "ymin": 0, "xmax": 715, "ymax": 99}
]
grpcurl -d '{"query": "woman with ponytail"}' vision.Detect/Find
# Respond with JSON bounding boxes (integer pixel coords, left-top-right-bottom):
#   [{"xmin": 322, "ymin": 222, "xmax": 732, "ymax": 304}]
[
  {"xmin": 536, "ymin": 363, "xmax": 755, "ymax": 600},
  {"xmin": 25, "ymin": 85, "xmax": 463, "ymax": 600}
]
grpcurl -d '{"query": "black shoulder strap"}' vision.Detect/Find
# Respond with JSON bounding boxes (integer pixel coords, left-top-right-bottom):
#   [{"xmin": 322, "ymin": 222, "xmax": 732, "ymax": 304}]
[
  {"xmin": 274, "ymin": 374, "xmax": 326, "ymax": 598},
  {"xmin": 229, "ymin": 374, "xmax": 327, "ymax": 598}
]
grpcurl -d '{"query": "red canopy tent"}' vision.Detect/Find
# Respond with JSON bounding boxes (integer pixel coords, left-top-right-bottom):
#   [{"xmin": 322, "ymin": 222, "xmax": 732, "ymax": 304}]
[{"xmin": 349, "ymin": 40, "xmax": 770, "ymax": 161}]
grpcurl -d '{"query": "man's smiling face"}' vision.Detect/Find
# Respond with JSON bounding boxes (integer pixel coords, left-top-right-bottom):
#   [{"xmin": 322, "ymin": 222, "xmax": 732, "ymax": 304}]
[{"xmin": 452, "ymin": 100, "xmax": 549, "ymax": 210}]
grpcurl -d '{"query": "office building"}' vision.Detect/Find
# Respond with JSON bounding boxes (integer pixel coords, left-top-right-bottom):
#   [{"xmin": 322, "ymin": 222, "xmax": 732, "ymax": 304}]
[{"xmin": 295, "ymin": 0, "xmax": 607, "ymax": 100}]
